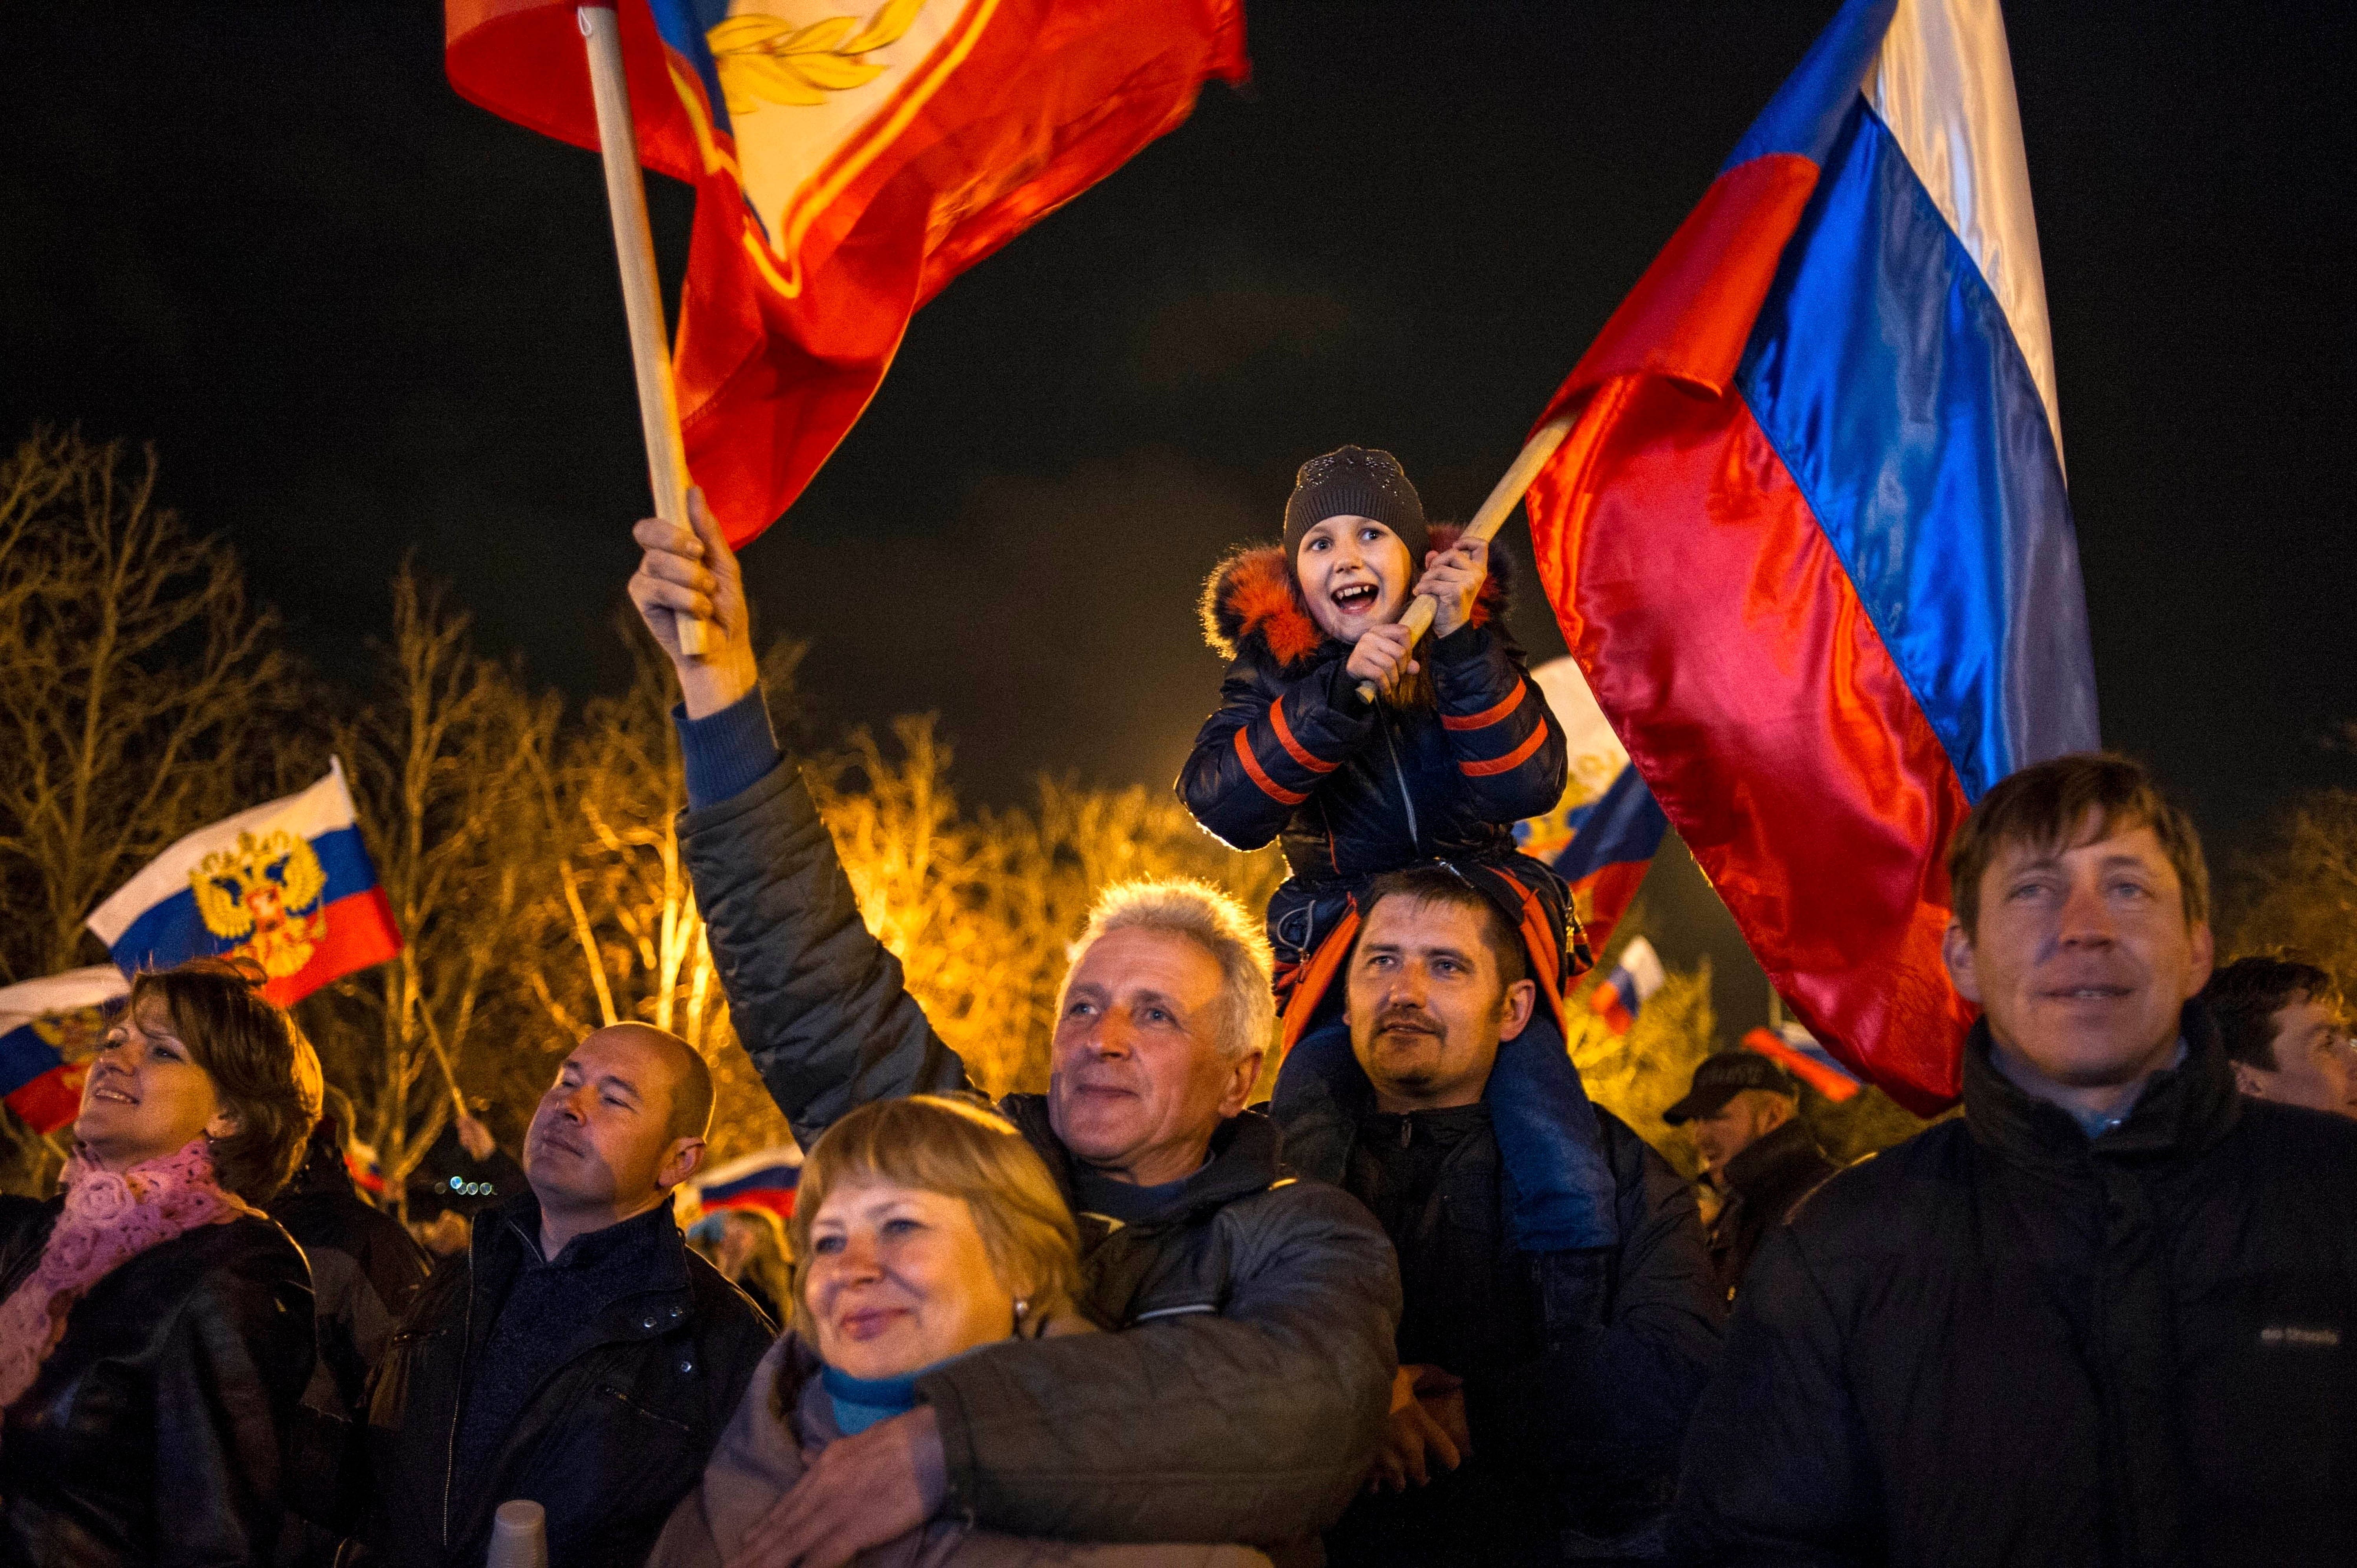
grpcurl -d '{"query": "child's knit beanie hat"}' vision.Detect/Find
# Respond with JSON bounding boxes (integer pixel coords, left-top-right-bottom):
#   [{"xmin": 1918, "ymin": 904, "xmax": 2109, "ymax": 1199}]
[{"xmin": 1283, "ymin": 446, "xmax": 1429, "ymax": 570}]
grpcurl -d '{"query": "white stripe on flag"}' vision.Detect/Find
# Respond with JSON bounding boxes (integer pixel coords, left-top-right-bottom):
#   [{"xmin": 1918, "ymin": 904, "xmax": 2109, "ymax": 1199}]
[
  {"xmin": 85, "ymin": 759, "xmax": 361, "ymax": 946},
  {"xmin": 1868, "ymin": 0, "xmax": 2064, "ymax": 467},
  {"xmin": 0, "ymin": 965, "xmax": 131, "ymax": 1034}
]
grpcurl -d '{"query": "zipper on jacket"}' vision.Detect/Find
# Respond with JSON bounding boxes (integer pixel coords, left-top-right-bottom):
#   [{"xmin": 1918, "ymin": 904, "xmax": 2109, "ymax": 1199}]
[
  {"xmin": 1378, "ymin": 709, "xmax": 1422, "ymax": 852},
  {"xmin": 442, "ymin": 1221, "xmax": 480, "ymax": 1549}
]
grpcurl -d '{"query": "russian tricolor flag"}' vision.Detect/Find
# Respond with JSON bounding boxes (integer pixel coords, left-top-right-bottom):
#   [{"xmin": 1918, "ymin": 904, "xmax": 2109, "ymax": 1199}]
[
  {"xmin": 693, "ymin": 1146, "xmax": 802, "ymax": 1221},
  {"xmin": 0, "ymin": 967, "xmax": 129, "ymax": 1134},
  {"xmin": 1519, "ymin": 656, "xmax": 1672, "ymax": 953},
  {"xmin": 1525, "ymin": 0, "xmax": 2096, "ymax": 1114},
  {"xmin": 86, "ymin": 761, "xmax": 403, "ymax": 1008},
  {"xmin": 1588, "ymin": 937, "xmax": 1666, "ymax": 1037}
]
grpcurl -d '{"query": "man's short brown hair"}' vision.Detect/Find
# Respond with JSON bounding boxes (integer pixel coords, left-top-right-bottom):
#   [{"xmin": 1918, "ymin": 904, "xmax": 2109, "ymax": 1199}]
[
  {"xmin": 1359, "ymin": 865, "xmax": 1527, "ymax": 989},
  {"xmin": 2205, "ymin": 955, "xmax": 2341, "ymax": 1071},
  {"xmin": 1946, "ymin": 753, "xmax": 2209, "ymax": 938}
]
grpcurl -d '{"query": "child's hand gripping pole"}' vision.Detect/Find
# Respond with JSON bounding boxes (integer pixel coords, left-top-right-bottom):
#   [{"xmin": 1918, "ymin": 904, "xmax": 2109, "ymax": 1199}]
[{"xmin": 1355, "ymin": 414, "xmax": 1576, "ymax": 703}]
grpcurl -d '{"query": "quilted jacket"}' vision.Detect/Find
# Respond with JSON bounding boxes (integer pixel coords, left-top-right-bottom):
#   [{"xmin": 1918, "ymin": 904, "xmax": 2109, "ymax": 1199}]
[
  {"xmin": 680, "ymin": 759, "xmax": 1400, "ymax": 1552},
  {"xmin": 1674, "ymin": 1004, "xmax": 2357, "ymax": 1566},
  {"xmin": 1177, "ymin": 530, "xmax": 1575, "ymax": 1020}
]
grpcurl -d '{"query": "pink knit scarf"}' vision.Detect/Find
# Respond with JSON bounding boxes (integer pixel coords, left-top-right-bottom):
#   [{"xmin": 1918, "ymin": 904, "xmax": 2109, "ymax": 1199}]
[{"xmin": 0, "ymin": 1137, "xmax": 250, "ymax": 1414}]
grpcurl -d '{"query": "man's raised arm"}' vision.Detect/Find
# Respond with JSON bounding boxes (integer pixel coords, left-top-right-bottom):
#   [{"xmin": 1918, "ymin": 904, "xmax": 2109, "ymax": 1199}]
[{"xmin": 632, "ymin": 493, "xmax": 968, "ymax": 1148}]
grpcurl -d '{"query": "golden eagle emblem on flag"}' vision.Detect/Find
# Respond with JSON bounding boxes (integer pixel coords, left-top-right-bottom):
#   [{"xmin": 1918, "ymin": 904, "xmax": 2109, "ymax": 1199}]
[
  {"xmin": 29, "ymin": 1006, "xmax": 108, "ymax": 1063},
  {"xmin": 191, "ymin": 830, "xmax": 329, "ymax": 980}
]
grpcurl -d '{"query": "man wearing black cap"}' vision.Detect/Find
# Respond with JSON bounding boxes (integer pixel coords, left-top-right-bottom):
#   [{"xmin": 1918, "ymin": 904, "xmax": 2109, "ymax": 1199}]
[
  {"xmin": 1664, "ymin": 1052, "xmax": 1837, "ymax": 1299},
  {"xmin": 1276, "ymin": 864, "xmax": 1722, "ymax": 1565}
]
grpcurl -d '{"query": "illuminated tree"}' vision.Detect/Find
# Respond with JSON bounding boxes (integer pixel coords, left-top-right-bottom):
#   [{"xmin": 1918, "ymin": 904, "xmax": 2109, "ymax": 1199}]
[
  {"xmin": 301, "ymin": 570, "xmax": 558, "ymax": 1218},
  {"xmin": 0, "ymin": 429, "xmax": 297, "ymax": 984},
  {"xmin": 2227, "ymin": 762, "xmax": 2357, "ymax": 987},
  {"xmin": 518, "ymin": 630, "xmax": 804, "ymax": 1168}
]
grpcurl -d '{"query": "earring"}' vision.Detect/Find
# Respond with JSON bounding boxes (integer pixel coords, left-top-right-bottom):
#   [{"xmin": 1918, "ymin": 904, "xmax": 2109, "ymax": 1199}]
[{"xmin": 1013, "ymin": 1297, "xmax": 1030, "ymax": 1323}]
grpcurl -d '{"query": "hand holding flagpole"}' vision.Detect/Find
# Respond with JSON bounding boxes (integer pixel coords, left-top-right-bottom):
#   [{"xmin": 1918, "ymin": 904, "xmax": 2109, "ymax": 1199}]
[
  {"xmin": 579, "ymin": 4, "xmax": 711, "ymax": 658},
  {"xmin": 1356, "ymin": 414, "xmax": 1577, "ymax": 703}
]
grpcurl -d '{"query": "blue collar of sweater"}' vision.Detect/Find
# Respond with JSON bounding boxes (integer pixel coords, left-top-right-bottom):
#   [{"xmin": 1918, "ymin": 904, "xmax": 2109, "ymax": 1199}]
[{"xmin": 819, "ymin": 1362, "xmax": 927, "ymax": 1437}]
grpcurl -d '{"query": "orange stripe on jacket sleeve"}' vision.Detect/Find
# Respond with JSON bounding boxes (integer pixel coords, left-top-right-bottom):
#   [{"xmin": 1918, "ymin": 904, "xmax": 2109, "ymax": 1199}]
[
  {"xmin": 1457, "ymin": 717, "xmax": 1550, "ymax": 778},
  {"xmin": 1235, "ymin": 728, "xmax": 1308, "ymax": 805},
  {"xmin": 1269, "ymin": 697, "xmax": 1338, "ymax": 773},
  {"xmin": 1439, "ymin": 679, "xmax": 1527, "ymax": 732}
]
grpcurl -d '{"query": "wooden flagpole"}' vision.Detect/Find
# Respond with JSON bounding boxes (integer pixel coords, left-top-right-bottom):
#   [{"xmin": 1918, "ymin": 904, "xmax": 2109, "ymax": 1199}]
[
  {"xmin": 579, "ymin": 4, "xmax": 711, "ymax": 657},
  {"xmin": 1356, "ymin": 413, "xmax": 1577, "ymax": 702}
]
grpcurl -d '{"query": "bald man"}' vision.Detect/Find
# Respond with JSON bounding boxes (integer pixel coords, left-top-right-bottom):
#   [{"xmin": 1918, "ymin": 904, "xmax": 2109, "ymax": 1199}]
[{"xmin": 354, "ymin": 1026, "xmax": 773, "ymax": 1568}]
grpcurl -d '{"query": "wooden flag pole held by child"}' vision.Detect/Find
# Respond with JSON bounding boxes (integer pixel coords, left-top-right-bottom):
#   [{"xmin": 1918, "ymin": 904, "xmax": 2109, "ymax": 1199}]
[
  {"xmin": 1356, "ymin": 414, "xmax": 1578, "ymax": 701},
  {"xmin": 578, "ymin": 4, "xmax": 711, "ymax": 657}
]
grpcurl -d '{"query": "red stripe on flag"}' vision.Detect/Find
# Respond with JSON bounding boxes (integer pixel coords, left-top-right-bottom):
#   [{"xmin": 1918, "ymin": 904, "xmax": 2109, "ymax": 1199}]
[
  {"xmin": 1569, "ymin": 858, "xmax": 1650, "ymax": 955},
  {"xmin": 5, "ymin": 1063, "xmax": 88, "ymax": 1135},
  {"xmin": 1742, "ymin": 1027, "xmax": 1864, "ymax": 1104},
  {"xmin": 1529, "ymin": 375, "xmax": 1973, "ymax": 1116},
  {"xmin": 260, "ymin": 887, "xmax": 405, "ymax": 1008}
]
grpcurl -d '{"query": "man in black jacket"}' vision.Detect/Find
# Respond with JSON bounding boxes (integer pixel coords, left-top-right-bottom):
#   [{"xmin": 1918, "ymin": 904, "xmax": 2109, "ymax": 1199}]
[
  {"xmin": 628, "ymin": 493, "xmax": 1399, "ymax": 1563},
  {"xmin": 1674, "ymin": 753, "xmax": 2357, "ymax": 1567},
  {"xmin": 359, "ymin": 1023, "xmax": 772, "ymax": 1568},
  {"xmin": 1274, "ymin": 866, "xmax": 1723, "ymax": 1564},
  {"xmin": 1662, "ymin": 1051, "xmax": 1838, "ymax": 1299}
]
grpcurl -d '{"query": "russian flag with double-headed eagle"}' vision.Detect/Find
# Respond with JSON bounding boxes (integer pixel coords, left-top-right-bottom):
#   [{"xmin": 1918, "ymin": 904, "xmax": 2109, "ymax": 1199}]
[
  {"xmin": 1524, "ymin": 0, "xmax": 2097, "ymax": 1113},
  {"xmin": 86, "ymin": 760, "xmax": 403, "ymax": 1009},
  {"xmin": 0, "ymin": 967, "xmax": 130, "ymax": 1134},
  {"xmin": 445, "ymin": 0, "xmax": 1246, "ymax": 544}
]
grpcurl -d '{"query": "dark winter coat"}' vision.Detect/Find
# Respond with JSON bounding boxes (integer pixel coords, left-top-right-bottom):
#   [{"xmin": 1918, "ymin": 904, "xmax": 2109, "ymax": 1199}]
[
  {"xmin": 651, "ymin": 1335, "xmax": 1274, "ymax": 1568},
  {"xmin": 0, "ymin": 1202, "xmax": 315, "ymax": 1568},
  {"xmin": 1673, "ymin": 1002, "xmax": 2357, "ymax": 1567},
  {"xmin": 1279, "ymin": 1073, "xmax": 1722, "ymax": 1562},
  {"xmin": 357, "ymin": 1194, "xmax": 772, "ymax": 1568},
  {"xmin": 1179, "ymin": 531, "xmax": 1576, "ymax": 1023},
  {"xmin": 1702, "ymin": 1117, "xmax": 1837, "ymax": 1301},
  {"xmin": 270, "ymin": 1135, "xmax": 430, "ymax": 1422},
  {"xmin": 680, "ymin": 758, "xmax": 1401, "ymax": 1552},
  {"xmin": 270, "ymin": 1136, "xmax": 431, "ymax": 1566}
]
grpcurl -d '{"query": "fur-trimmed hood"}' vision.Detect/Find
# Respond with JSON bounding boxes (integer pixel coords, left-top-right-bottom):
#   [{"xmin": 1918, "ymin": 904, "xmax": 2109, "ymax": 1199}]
[{"xmin": 1199, "ymin": 522, "xmax": 1514, "ymax": 668}]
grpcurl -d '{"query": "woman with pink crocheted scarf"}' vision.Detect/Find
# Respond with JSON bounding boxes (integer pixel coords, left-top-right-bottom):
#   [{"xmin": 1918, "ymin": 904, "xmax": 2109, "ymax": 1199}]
[{"xmin": 0, "ymin": 957, "xmax": 320, "ymax": 1568}]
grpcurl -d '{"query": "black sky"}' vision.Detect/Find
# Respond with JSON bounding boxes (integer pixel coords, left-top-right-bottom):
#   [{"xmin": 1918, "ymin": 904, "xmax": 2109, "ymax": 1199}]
[{"xmin": 5, "ymin": 4, "xmax": 2351, "ymax": 908}]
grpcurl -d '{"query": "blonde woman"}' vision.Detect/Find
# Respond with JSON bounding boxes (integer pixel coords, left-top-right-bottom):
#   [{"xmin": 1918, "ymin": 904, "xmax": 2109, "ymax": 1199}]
[{"xmin": 652, "ymin": 1095, "xmax": 1267, "ymax": 1568}]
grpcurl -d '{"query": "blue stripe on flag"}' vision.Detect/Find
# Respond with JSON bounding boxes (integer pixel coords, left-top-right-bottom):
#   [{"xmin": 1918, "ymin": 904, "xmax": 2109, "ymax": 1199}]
[
  {"xmin": 1721, "ymin": 0, "xmax": 1895, "ymax": 172},
  {"xmin": 107, "ymin": 826, "xmax": 383, "ymax": 973},
  {"xmin": 1552, "ymin": 765, "xmax": 1672, "ymax": 882},
  {"xmin": 704, "ymin": 1164, "xmax": 801, "ymax": 1205},
  {"xmin": 0, "ymin": 1022, "xmax": 64, "ymax": 1098},
  {"xmin": 1734, "ymin": 97, "xmax": 2098, "ymax": 800}
]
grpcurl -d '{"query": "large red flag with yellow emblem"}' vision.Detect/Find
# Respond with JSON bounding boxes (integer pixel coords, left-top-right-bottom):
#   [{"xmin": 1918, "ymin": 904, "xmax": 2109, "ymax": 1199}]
[{"xmin": 446, "ymin": 0, "xmax": 1246, "ymax": 545}]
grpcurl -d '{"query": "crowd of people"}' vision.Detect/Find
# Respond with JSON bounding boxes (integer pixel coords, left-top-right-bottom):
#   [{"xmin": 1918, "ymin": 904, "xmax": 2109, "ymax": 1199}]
[{"xmin": 0, "ymin": 451, "xmax": 2349, "ymax": 1567}]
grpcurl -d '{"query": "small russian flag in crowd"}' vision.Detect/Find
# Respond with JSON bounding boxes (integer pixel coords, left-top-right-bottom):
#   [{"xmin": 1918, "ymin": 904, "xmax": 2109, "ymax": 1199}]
[
  {"xmin": 1588, "ymin": 937, "xmax": 1666, "ymax": 1037},
  {"xmin": 1743, "ymin": 1022, "xmax": 1866, "ymax": 1104},
  {"xmin": 693, "ymin": 1146, "xmax": 802, "ymax": 1221},
  {"xmin": 1518, "ymin": 657, "xmax": 1670, "ymax": 953},
  {"xmin": 1524, "ymin": 0, "xmax": 2096, "ymax": 1113},
  {"xmin": 86, "ymin": 760, "xmax": 402, "ymax": 1008},
  {"xmin": 0, "ymin": 967, "xmax": 130, "ymax": 1133}
]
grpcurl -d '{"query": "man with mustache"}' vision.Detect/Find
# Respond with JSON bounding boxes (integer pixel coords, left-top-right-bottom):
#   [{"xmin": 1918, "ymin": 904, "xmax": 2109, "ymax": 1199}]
[
  {"xmin": 627, "ymin": 495, "xmax": 1398, "ymax": 1566},
  {"xmin": 353, "ymin": 1024, "xmax": 773, "ymax": 1568},
  {"xmin": 1675, "ymin": 755, "xmax": 2357, "ymax": 1566},
  {"xmin": 1266, "ymin": 864, "xmax": 1724, "ymax": 1565}
]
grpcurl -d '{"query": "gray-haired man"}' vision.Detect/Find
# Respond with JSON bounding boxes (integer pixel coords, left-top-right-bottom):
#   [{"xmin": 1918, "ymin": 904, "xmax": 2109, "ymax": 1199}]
[{"xmin": 628, "ymin": 492, "xmax": 1398, "ymax": 1565}]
